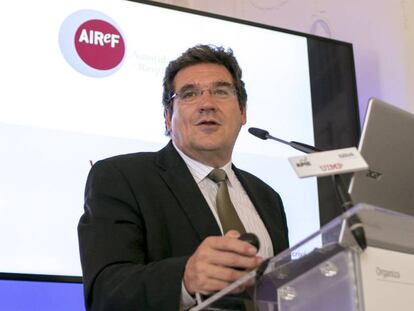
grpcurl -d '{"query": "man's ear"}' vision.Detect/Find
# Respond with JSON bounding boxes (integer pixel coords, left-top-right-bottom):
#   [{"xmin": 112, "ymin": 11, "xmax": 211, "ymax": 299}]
[
  {"xmin": 241, "ymin": 107, "xmax": 247, "ymax": 125},
  {"xmin": 164, "ymin": 108, "xmax": 172, "ymax": 134}
]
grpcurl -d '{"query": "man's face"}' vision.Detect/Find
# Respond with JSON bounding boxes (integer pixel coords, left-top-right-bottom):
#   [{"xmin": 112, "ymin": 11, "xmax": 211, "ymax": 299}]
[{"xmin": 165, "ymin": 63, "xmax": 246, "ymax": 166}]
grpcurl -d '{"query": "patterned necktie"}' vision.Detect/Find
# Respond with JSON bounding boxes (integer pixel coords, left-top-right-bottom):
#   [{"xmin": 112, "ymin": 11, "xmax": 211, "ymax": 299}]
[{"xmin": 208, "ymin": 168, "xmax": 246, "ymax": 234}]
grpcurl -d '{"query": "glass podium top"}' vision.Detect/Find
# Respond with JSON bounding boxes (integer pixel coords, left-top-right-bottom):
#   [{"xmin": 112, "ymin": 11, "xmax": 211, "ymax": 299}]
[{"xmin": 190, "ymin": 203, "xmax": 414, "ymax": 310}]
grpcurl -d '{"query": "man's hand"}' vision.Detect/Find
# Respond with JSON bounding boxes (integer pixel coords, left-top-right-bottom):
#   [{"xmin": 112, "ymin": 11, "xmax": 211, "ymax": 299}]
[{"xmin": 183, "ymin": 230, "xmax": 263, "ymax": 295}]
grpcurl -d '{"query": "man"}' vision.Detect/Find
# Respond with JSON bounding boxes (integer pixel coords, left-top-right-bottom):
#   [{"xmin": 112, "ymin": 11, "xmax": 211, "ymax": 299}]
[{"xmin": 78, "ymin": 45, "xmax": 289, "ymax": 310}]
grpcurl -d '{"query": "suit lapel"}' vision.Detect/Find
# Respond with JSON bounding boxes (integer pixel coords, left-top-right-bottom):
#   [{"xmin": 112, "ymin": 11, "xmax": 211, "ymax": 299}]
[
  {"xmin": 233, "ymin": 165, "xmax": 288, "ymax": 254},
  {"xmin": 155, "ymin": 142, "xmax": 221, "ymax": 241}
]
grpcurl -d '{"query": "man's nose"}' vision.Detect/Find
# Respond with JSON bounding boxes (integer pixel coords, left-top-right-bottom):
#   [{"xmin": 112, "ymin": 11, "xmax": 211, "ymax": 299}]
[{"xmin": 198, "ymin": 90, "xmax": 217, "ymax": 111}]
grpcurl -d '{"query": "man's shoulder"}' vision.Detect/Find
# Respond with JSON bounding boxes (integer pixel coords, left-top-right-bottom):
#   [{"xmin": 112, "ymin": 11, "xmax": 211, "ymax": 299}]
[
  {"xmin": 87, "ymin": 152, "xmax": 159, "ymax": 182},
  {"xmin": 91, "ymin": 141, "xmax": 180, "ymax": 173},
  {"xmin": 103, "ymin": 150, "xmax": 158, "ymax": 163},
  {"xmin": 97, "ymin": 150, "xmax": 158, "ymax": 166}
]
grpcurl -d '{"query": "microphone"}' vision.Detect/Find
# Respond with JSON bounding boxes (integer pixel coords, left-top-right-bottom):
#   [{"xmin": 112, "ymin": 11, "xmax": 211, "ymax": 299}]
[
  {"xmin": 248, "ymin": 127, "xmax": 321, "ymax": 154},
  {"xmin": 248, "ymin": 127, "xmax": 367, "ymax": 250},
  {"xmin": 248, "ymin": 127, "xmax": 269, "ymax": 140}
]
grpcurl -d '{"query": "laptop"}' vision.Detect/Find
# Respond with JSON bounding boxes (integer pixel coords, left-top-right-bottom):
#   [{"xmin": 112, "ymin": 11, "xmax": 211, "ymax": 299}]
[{"xmin": 349, "ymin": 97, "xmax": 414, "ymax": 216}]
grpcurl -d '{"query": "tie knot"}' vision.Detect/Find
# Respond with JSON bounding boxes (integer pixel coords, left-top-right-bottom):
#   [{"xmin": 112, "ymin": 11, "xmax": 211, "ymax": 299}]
[{"xmin": 208, "ymin": 168, "xmax": 227, "ymax": 183}]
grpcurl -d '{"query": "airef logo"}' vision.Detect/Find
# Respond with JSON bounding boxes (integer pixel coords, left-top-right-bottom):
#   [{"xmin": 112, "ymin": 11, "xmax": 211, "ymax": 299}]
[{"xmin": 59, "ymin": 10, "xmax": 126, "ymax": 77}]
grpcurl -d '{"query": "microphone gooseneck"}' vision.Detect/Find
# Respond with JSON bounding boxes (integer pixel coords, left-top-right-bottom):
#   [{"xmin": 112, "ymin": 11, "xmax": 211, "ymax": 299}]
[{"xmin": 249, "ymin": 127, "xmax": 321, "ymax": 154}]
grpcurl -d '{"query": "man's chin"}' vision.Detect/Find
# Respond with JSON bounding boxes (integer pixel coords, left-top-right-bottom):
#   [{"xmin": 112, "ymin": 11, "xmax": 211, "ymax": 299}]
[
  {"xmin": 195, "ymin": 144, "xmax": 222, "ymax": 153},
  {"xmin": 192, "ymin": 138, "xmax": 225, "ymax": 151}
]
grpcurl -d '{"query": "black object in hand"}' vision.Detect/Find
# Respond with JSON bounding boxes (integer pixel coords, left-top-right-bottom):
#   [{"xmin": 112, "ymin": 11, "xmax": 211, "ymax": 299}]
[{"xmin": 238, "ymin": 233, "xmax": 260, "ymax": 251}]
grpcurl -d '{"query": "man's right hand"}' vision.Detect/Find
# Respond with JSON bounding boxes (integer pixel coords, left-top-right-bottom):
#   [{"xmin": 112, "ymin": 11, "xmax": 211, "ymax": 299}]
[{"xmin": 183, "ymin": 230, "xmax": 263, "ymax": 295}]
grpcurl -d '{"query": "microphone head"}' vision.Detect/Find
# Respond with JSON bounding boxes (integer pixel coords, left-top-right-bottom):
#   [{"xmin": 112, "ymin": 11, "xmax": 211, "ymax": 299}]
[{"xmin": 248, "ymin": 127, "xmax": 269, "ymax": 140}]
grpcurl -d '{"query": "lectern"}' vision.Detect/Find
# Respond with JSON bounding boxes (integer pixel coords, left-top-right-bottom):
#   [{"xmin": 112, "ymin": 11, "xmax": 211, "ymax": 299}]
[{"xmin": 191, "ymin": 204, "xmax": 414, "ymax": 310}]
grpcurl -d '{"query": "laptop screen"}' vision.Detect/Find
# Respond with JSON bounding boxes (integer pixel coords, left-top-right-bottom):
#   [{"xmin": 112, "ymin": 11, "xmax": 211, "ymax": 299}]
[{"xmin": 349, "ymin": 98, "xmax": 414, "ymax": 215}]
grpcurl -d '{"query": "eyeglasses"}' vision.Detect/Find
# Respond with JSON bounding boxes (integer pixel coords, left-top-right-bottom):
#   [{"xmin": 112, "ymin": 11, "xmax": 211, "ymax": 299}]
[{"xmin": 170, "ymin": 83, "xmax": 237, "ymax": 103}]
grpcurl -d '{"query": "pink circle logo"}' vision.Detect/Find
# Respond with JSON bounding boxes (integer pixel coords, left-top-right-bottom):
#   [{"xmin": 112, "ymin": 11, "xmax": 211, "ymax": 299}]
[
  {"xmin": 59, "ymin": 10, "xmax": 126, "ymax": 77},
  {"xmin": 74, "ymin": 19, "xmax": 125, "ymax": 70}
]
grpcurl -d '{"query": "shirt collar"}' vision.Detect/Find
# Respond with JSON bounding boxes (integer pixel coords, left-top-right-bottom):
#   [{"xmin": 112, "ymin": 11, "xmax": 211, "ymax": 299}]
[{"xmin": 172, "ymin": 141, "xmax": 234, "ymax": 185}]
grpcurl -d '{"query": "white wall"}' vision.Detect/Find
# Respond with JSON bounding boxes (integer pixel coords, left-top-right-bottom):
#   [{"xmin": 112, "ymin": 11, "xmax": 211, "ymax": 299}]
[{"xmin": 153, "ymin": 0, "xmax": 414, "ymax": 117}]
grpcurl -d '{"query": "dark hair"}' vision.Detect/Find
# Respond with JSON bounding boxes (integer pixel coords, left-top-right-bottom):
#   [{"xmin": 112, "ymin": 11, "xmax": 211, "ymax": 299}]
[{"xmin": 162, "ymin": 44, "xmax": 247, "ymax": 134}]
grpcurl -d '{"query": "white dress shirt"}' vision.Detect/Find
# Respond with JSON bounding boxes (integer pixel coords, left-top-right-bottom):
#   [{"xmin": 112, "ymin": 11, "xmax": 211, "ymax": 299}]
[{"xmin": 173, "ymin": 143, "xmax": 274, "ymax": 309}]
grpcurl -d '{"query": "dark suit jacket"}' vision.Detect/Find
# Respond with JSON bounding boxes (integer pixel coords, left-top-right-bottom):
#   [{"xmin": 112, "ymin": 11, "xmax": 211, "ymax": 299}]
[{"xmin": 78, "ymin": 141, "xmax": 289, "ymax": 311}]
